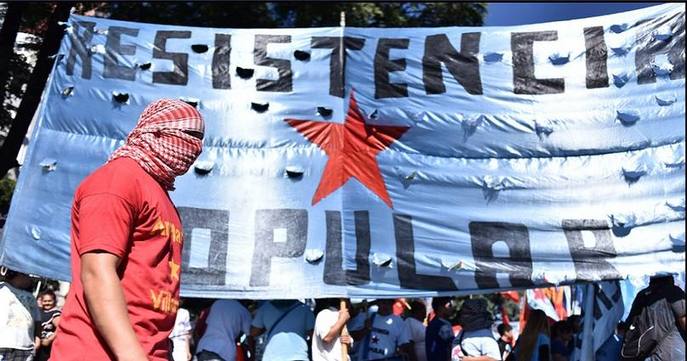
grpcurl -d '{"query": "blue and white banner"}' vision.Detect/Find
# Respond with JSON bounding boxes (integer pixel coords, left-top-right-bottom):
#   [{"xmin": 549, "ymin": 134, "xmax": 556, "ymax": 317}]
[
  {"xmin": 573, "ymin": 281, "xmax": 625, "ymax": 361},
  {"xmin": 0, "ymin": 4, "xmax": 684, "ymax": 298}
]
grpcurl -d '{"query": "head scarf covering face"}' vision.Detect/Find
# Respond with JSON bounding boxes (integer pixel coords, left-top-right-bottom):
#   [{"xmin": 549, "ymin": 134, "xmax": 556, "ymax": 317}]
[{"xmin": 109, "ymin": 99, "xmax": 204, "ymax": 190}]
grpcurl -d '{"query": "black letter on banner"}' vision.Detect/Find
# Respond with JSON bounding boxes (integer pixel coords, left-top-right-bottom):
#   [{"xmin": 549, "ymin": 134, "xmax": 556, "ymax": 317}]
[
  {"xmin": 178, "ymin": 207, "xmax": 228, "ymax": 285},
  {"xmin": 423, "ymin": 33, "xmax": 483, "ymax": 95},
  {"xmin": 511, "ymin": 31, "xmax": 565, "ymax": 94},
  {"xmin": 323, "ymin": 211, "xmax": 371, "ymax": 285},
  {"xmin": 153, "ymin": 30, "xmax": 191, "ymax": 85},
  {"xmin": 584, "ymin": 26, "xmax": 609, "ymax": 89},
  {"xmin": 311, "ymin": 37, "xmax": 365, "ymax": 98},
  {"xmin": 562, "ymin": 219, "xmax": 620, "ymax": 281},
  {"xmin": 212, "ymin": 34, "xmax": 231, "ymax": 89},
  {"xmin": 254, "ymin": 35, "xmax": 292, "ymax": 92},
  {"xmin": 593, "ymin": 282, "xmax": 622, "ymax": 320},
  {"xmin": 394, "ymin": 214, "xmax": 457, "ymax": 290},
  {"xmin": 469, "ymin": 222, "xmax": 534, "ymax": 289},
  {"xmin": 374, "ymin": 38, "xmax": 409, "ymax": 99},
  {"xmin": 636, "ymin": 15, "xmax": 685, "ymax": 84},
  {"xmin": 104, "ymin": 26, "xmax": 139, "ymax": 81},
  {"xmin": 250, "ymin": 209, "xmax": 307, "ymax": 286},
  {"xmin": 66, "ymin": 21, "xmax": 95, "ymax": 79}
]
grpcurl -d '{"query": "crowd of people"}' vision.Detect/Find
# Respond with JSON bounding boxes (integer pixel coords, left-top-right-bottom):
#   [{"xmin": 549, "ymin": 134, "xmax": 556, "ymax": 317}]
[
  {"xmin": 0, "ymin": 268, "xmax": 62, "ymax": 361},
  {"xmin": 2, "ymin": 268, "xmax": 686, "ymax": 361}
]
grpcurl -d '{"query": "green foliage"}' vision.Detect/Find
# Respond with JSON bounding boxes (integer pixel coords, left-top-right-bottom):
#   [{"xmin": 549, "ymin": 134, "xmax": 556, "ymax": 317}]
[
  {"xmin": 76, "ymin": 2, "xmax": 278, "ymax": 28},
  {"xmin": 76, "ymin": 2, "xmax": 487, "ymax": 28},
  {"xmin": 0, "ymin": 1, "xmax": 486, "ymax": 145},
  {"xmin": 1, "ymin": 2, "xmax": 51, "ymax": 135},
  {"xmin": 0, "ymin": 176, "xmax": 16, "ymax": 213},
  {"xmin": 449, "ymin": 292, "xmax": 521, "ymax": 323}
]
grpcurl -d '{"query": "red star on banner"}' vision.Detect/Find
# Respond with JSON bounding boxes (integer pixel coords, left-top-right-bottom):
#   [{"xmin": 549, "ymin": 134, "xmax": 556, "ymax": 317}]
[{"xmin": 286, "ymin": 91, "xmax": 410, "ymax": 208}]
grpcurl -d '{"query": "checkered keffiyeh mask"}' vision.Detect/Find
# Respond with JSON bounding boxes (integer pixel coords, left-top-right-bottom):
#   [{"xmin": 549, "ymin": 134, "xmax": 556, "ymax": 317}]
[{"xmin": 109, "ymin": 99, "xmax": 204, "ymax": 190}]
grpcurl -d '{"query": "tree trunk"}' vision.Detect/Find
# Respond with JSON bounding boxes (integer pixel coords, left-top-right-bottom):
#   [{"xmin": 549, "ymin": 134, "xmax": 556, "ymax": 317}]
[
  {"xmin": 0, "ymin": 3, "xmax": 26, "ymax": 106},
  {"xmin": 0, "ymin": 3, "xmax": 73, "ymax": 179}
]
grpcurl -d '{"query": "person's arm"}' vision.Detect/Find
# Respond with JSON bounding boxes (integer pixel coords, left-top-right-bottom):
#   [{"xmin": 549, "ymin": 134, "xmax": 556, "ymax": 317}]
[
  {"xmin": 668, "ymin": 289, "xmax": 686, "ymax": 333},
  {"xmin": 34, "ymin": 321, "xmax": 42, "ymax": 352},
  {"xmin": 349, "ymin": 316, "xmax": 372, "ymax": 342},
  {"xmin": 184, "ymin": 334, "xmax": 192, "ymax": 361},
  {"xmin": 81, "ymin": 251, "xmax": 147, "ymax": 361},
  {"xmin": 248, "ymin": 326, "xmax": 265, "ymax": 361},
  {"xmin": 321, "ymin": 309, "xmax": 350, "ymax": 343}
]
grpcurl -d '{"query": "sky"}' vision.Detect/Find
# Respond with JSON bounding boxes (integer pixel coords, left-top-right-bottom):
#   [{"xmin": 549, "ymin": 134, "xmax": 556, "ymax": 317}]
[{"xmin": 485, "ymin": 2, "xmax": 662, "ymax": 26}]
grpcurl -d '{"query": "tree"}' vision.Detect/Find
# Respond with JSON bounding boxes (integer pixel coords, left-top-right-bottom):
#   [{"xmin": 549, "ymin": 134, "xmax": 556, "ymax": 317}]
[
  {"xmin": 273, "ymin": 3, "xmax": 486, "ymax": 27},
  {"xmin": 0, "ymin": 3, "xmax": 73, "ymax": 178},
  {"xmin": 0, "ymin": 2, "xmax": 487, "ymax": 179},
  {"xmin": 0, "ymin": 3, "xmax": 28, "ymax": 136}
]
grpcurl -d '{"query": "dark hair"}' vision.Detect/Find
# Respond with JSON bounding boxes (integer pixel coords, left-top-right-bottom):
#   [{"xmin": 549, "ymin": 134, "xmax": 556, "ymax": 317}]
[
  {"xmin": 497, "ymin": 323, "xmax": 513, "ymax": 336},
  {"xmin": 314, "ymin": 298, "xmax": 340, "ymax": 315},
  {"xmin": 649, "ymin": 274, "xmax": 674, "ymax": 287},
  {"xmin": 516, "ymin": 309, "xmax": 550, "ymax": 361},
  {"xmin": 567, "ymin": 315, "xmax": 581, "ymax": 327},
  {"xmin": 39, "ymin": 289, "xmax": 56, "ymax": 300},
  {"xmin": 551, "ymin": 320, "xmax": 573, "ymax": 338},
  {"xmin": 408, "ymin": 300, "xmax": 427, "ymax": 319},
  {"xmin": 431, "ymin": 297, "xmax": 452, "ymax": 312}
]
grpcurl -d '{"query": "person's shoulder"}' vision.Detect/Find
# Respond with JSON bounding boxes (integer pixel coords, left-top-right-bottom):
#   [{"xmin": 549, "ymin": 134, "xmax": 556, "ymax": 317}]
[
  {"xmin": 77, "ymin": 158, "xmax": 146, "ymax": 200},
  {"xmin": 318, "ymin": 308, "xmax": 336, "ymax": 316},
  {"xmin": 405, "ymin": 317, "xmax": 421, "ymax": 326},
  {"xmin": 666, "ymin": 284, "xmax": 686, "ymax": 299},
  {"xmin": 47, "ymin": 307, "xmax": 62, "ymax": 316}
]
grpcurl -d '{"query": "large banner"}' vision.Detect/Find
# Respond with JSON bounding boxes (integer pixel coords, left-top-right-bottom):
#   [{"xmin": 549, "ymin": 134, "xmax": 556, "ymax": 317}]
[{"xmin": 0, "ymin": 4, "xmax": 684, "ymax": 298}]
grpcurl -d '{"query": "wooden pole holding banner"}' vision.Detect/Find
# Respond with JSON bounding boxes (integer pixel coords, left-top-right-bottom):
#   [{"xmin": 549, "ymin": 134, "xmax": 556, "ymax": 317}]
[
  {"xmin": 338, "ymin": 12, "xmax": 347, "ymax": 359},
  {"xmin": 340, "ymin": 299, "xmax": 349, "ymax": 361}
]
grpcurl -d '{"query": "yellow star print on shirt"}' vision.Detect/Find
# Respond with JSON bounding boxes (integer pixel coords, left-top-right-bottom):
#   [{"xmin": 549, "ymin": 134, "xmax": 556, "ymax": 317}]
[{"xmin": 169, "ymin": 260, "xmax": 180, "ymax": 281}]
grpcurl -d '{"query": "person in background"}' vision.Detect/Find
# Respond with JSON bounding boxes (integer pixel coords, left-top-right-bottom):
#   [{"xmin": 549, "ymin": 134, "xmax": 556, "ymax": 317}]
[
  {"xmin": 496, "ymin": 323, "xmax": 514, "ymax": 361},
  {"xmin": 550, "ymin": 321, "xmax": 573, "ymax": 361},
  {"xmin": 405, "ymin": 300, "xmax": 428, "ymax": 361},
  {"xmin": 512, "ymin": 309, "xmax": 551, "ymax": 361},
  {"xmin": 564, "ymin": 315, "xmax": 581, "ymax": 356},
  {"xmin": 169, "ymin": 306, "xmax": 193, "ymax": 361},
  {"xmin": 454, "ymin": 299, "xmax": 500, "ymax": 361},
  {"xmin": 426, "ymin": 297, "xmax": 454, "ymax": 361},
  {"xmin": 347, "ymin": 301, "xmax": 371, "ymax": 361},
  {"xmin": 622, "ymin": 274, "xmax": 685, "ymax": 360},
  {"xmin": 352, "ymin": 298, "xmax": 416, "ymax": 361},
  {"xmin": 312, "ymin": 298, "xmax": 352, "ymax": 361},
  {"xmin": 51, "ymin": 99, "xmax": 205, "ymax": 361},
  {"xmin": 595, "ymin": 321, "xmax": 627, "ymax": 361},
  {"xmin": 196, "ymin": 299, "xmax": 252, "ymax": 361},
  {"xmin": 0, "ymin": 267, "xmax": 41, "ymax": 361},
  {"xmin": 393, "ymin": 298, "xmax": 409, "ymax": 316},
  {"xmin": 36, "ymin": 290, "xmax": 61, "ymax": 361},
  {"xmin": 249, "ymin": 300, "xmax": 315, "ymax": 361}
]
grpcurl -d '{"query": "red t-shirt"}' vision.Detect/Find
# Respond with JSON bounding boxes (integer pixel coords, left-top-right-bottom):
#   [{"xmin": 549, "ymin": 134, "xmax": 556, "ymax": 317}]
[{"xmin": 52, "ymin": 157, "xmax": 184, "ymax": 361}]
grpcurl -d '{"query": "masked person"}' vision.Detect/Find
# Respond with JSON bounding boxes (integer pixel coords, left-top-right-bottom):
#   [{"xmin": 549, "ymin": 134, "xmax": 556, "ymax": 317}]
[{"xmin": 51, "ymin": 99, "xmax": 204, "ymax": 361}]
